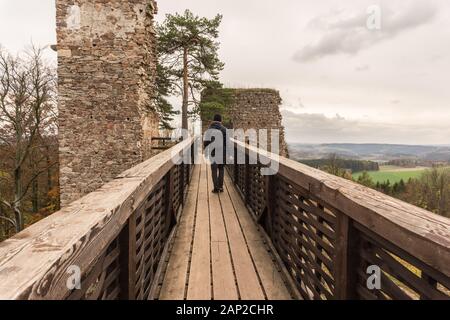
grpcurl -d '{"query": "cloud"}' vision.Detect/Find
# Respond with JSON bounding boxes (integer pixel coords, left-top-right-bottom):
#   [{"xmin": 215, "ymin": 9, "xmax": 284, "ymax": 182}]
[
  {"xmin": 293, "ymin": 2, "xmax": 438, "ymax": 62},
  {"xmin": 281, "ymin": 111, "xmax": 450, "ymax": 144}
]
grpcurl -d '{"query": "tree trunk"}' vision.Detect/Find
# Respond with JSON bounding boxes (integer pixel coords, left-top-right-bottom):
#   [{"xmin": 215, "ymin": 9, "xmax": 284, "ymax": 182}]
[
  {"xmin": 46, "ymin": 145, "xmax": 52, "ymax": 204},
  {"xmin": 30, "ymin": 148, "xmax": 39, "ymax": 213},
  {"xmin": 0, "ymin": 201, "xmax": 4, "ymax": 239},
  {"xmin": 14, "ymin": 128, "xmax": 24, "ymax": 232},
  {"xmin": 14, "ymin": 167, "xmax": 23, "ymax": 232},
  {"xmin": 31, "ymin": 175, "xmax": 38, "ymax": 213},
  {"xmin": 182, "ymin": 47, "xmax": 189, "ymax": 131}
]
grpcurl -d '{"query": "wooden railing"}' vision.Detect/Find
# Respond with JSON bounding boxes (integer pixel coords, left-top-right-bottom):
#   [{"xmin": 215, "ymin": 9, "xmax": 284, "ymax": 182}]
[
  {"xmin": 1, "ymin": 135, "xmax": 449, "ymax": 300},
  {"xmin": 151, "ymin": 137, "xmax": 179, "ymax": 150},
  {"xmin": 0, "ymin": 137, "xmax": 196, "ymax": 300},
  {"xmin": 227, "ymin": 139, "xmax": 450, "ymax": 300}
]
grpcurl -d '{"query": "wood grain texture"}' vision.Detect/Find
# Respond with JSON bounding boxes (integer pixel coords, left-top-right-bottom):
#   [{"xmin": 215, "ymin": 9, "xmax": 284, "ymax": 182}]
[
  {"xmin": 4, "ymin": 134, "xmax": 448, "ymax": 301},
  {"xmin": 229, "ymin": 139, "xmax": 450, "ymax": 300},
  {"xmin": 219, "ymin": 180, "xmax": 265, "ymax": 300},
  {"xmin": 207, "ymin": 166, "xmax": 239, "ymax": 300},
  {"xmin": 159, "ymin": 160, "xmax": 291, "ymax": 300},
  {"xmin": 224, "ymin": 174, "xmax": 291, "ymax": 300},
  {"xmin": 0, "ymin": 138, "xmax": 195, "ymax": 300},
  {"xmin": 232, "ymin": 139, "xmax": 450, "ymax": 278},
  {"xmin": 186, "ymin": 163, "xmax": 212, "ymax": 300},
  {"xmin": 159, "ymin": 165, "xmax": 200, "ymax": 300}
]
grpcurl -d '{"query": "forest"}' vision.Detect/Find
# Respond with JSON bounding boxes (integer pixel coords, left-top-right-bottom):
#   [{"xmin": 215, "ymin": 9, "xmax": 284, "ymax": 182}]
[
  {"xmin": 299, "ymin": 157, "xmax": 380, "ymax": 173},
  {"xmin": 0, "ymin": 10, "xmax": 225, "ymax": 241},
  {"xmin": 310, "ymin": 155, "xmax": 450, "ymax": 218},
  {"xmin": 0, "ymin": 47, "xmax": 59, "ymax": 241},
  {"xmin": 357, "ymin": 169, "xmax": 450, "ymax": 218}
]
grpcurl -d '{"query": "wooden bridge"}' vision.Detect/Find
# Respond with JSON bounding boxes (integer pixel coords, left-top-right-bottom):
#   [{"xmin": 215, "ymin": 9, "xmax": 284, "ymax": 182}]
[{"xmin": 0, "ymin": 137, "xmax": 449, "ymax": 300}]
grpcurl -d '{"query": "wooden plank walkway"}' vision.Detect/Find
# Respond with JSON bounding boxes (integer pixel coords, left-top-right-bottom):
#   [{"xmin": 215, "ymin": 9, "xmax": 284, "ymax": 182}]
[{"xmin": 158, "ymin": 161, "xmax": 292, "ymax": 300}]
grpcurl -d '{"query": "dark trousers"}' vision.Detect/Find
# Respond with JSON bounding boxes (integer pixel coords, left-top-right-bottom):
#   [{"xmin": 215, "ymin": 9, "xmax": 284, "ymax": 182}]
[{"xmin": 211, "ymin": 163, "xmax": 225, "ymax": 190}]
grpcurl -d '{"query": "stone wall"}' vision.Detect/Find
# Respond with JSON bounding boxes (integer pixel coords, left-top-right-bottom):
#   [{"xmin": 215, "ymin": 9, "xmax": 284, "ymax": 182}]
[
  {"xmin": 202, "ymin": 89, "xmax": 289, "ymax": 157},
  {"xmin": 56, "ymin": 0, "xmax": 159, "ymax": 206}
]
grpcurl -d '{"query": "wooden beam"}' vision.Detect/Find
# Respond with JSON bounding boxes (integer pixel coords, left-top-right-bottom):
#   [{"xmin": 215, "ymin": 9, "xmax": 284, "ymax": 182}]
[
  {"xmin": 231, "ymin": 139, "xmax": 450, "ymax": 278},
  {"xmin": 119, "ymin": 213, "xmax": 137, "ymax": 300},
  {"xmin": 0, "ymin": 137, "xmax": 195, "ymax": 300},
  {"xmin": 261, "ymin": 174, "xmax": 277, "ymax": 237},
  {"xmin": 333, "ymin": 214, "xmax": 360, "ymax": 300},
  {"xmin": 165, "ymin": 168, "xmax": 175, "ymax": 235}
]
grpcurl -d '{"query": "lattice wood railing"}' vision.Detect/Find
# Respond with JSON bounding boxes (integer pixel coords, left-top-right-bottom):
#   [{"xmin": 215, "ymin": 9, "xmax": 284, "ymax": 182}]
[
  {"xmin": 227, "ymin": 140, "xmax": 450, "ymax": 300},
  {"xmin": 0, "ymin": 137, "xmax": 197, "ymax": 300}
]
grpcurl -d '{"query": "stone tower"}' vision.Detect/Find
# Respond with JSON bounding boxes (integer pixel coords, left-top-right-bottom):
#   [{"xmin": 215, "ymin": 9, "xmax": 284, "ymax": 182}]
[
  {"xmin": 202, "ymin": 88, "xmax": 289, "ymax": 158},
  {"xmin": 227, "ymin": 89, "xmax": 289, "ymax": 157},
  {"xmin": 56, "ymin": 0, "xmax": 160, "ymax": 206}
]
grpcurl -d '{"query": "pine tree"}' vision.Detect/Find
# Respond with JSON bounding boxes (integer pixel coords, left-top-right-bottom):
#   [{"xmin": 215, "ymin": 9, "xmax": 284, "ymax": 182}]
[
  {"xmin": 157, "ymin": 10, "xmax": 224, "ymax": 131},
  {"xmin": 357, "ymin": 171, "xmax": 375, "ymax": 188},
  {"xmin": 153, "ymin": 62, "xmax": 179, "ymax": 130}
]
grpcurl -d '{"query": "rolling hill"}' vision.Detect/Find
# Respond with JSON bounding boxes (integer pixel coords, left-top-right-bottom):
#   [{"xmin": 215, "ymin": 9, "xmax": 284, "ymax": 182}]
[{"xmin": 288, "ymin": 143, "xmax": 450, "ymax": 162}]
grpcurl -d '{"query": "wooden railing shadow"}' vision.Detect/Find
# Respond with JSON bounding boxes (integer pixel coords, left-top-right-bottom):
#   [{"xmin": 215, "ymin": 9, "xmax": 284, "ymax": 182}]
[{"xmin": 227, "ymin": 139, "xmax": 450, "ymax": 300}]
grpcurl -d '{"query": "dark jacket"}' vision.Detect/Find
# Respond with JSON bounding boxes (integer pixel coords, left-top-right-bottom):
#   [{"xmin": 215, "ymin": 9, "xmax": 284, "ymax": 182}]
[{"xmin": 204, "ymin": 121, "xmax": 227, "ymax": 164}]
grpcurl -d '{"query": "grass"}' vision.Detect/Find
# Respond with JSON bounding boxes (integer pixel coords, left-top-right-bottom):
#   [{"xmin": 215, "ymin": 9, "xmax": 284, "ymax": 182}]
[{"xmin": 352, "ymin": 165, "xmax": 427, "ymax": 184}]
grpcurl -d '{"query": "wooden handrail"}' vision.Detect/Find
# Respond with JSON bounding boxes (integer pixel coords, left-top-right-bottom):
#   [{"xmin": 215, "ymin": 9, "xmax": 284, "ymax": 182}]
[
  {"xmin": 1, "ymin": 135, "xmax": 448, "ymax": 300},
  {"xmin": 229, "ymin": 139, "xmax": 450, "ymax": 300},
  {"xmin": 0, "ymin": 137, "xmax": 196, "ymax": 300}
]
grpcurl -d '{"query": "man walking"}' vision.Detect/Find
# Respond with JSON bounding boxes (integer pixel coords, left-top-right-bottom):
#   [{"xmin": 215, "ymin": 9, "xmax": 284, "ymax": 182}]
[{"xmin": 204, "ymin": 114, "xmax": 227, "ymax": 193}]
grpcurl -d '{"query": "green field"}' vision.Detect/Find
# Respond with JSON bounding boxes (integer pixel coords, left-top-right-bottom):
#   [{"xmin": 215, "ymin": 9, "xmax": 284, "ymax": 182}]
[{"xmin": 352, "ymin": 166, "xmax": 427, "ymax": 184}]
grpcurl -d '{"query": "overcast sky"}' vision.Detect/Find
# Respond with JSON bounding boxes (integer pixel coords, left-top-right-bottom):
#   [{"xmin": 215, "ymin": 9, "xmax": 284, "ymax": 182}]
[{"xmin": 1, "ymin": 0, "xmax": 449, "ymax": 145}]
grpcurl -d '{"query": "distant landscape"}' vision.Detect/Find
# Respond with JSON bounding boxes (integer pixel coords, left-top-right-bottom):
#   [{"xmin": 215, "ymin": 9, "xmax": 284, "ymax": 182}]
[
  {"xmin": 288, "ymin": 143, "xmax": 450, "ymax": 218},
  {"xmin": 289, "ymin": 143, "xmax": 450, "ymax": 182},
  {"xmin": 288, "ymin": 143, "xmax": 450, "ymax": 162}
]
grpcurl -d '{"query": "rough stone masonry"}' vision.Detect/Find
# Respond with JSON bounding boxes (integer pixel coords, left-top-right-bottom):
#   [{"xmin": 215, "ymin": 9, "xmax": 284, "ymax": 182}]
[
  {"xmin": 228, "ymin": 89, "xmax": 289, "ymax": 157},
  {"xmin": 202, "ymin": 89, "xmax": 289, "ymax": 158},
  {"xmin": 56, "ymin": 0, "xmax": 160, "ymax": 206}
]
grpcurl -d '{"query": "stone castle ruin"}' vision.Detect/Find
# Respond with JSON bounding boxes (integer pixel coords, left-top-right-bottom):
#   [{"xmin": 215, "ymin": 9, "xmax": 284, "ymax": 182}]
[
  {"xmin": 56, "ymin": 1, "xmax": 288, "ymax": 206},
  {"xmin": 56, "ymin": 0, "xmax": 160, "ymax": 206},
  {"xmin": 201, "ymin": 88, "xmax": 289, "ymax": 157}
]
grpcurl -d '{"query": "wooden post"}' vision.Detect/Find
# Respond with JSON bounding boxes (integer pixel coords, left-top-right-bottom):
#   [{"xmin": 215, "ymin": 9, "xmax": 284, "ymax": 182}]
[
  {"xmin": 119, "ymin": 214, "xmax": 137, "ymax": 300},
  {"xmin": 315, "ymin": 206, "xmax": 325, "ymax": 295},
  {"xmin": 233, "ymin": 146, "xmax": 238, "ymax": 183},
  {"xmin": 165, "ymin": 168, "xmax": 175, "ymax": 234},
  {"xmin": 333, "ymin": 213, "xmax": 360, "ymax": 300},
  {"xmin": 180, "ymin": 164, "xmax": 185, "ymax": 206},
  {"xmin": 420, "ymin": 273, "xmax": 438, "ymax": 300},
  {"xmin": 244, "ymin": 152, "xmax": 250, "ymax": 203},
  {"xmin": 190, "ymin": 143, "xmax": 195, "ymax": 177},
  {"xmin": 262, "ymin": 174, "xmax": 277, "ymax": 237}
]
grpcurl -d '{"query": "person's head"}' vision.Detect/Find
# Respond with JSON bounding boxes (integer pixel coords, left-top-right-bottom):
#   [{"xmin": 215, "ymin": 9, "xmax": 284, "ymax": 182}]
[{"xmin": 213, "ymin": 114, "xmax": 222, "ymax": 123}]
